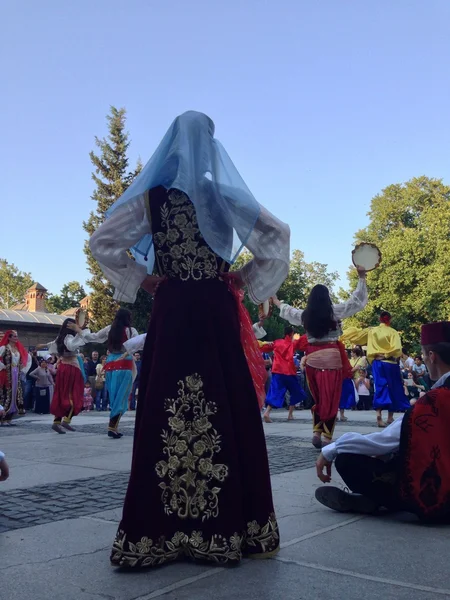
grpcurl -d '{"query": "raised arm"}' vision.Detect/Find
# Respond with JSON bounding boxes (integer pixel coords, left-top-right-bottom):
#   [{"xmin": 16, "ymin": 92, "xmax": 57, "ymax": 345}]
[
  {"xmin": 340, "ymin": 326, "xmax": 370, "ymax": 346},
  {"xmin": 123, "ymin": 333, "xmax": 147, "ymax": 355},
  {"xmin": 333, "ymin": 275, "xmax": 368, "ymax": 320},
  {"xmin": 89, "ymin": 194, "xmax": 151, "ymax": 304},
  {"xmin": 239, "ymin": 204, "xmax": 290, "ymax": 304},
  {"xmin": 80, "ymin": 325, "xmax": 111, "ymax": 344},
  {"xmin": 252, "ymin": 322, "xmax": 267, "ymax": 340}
]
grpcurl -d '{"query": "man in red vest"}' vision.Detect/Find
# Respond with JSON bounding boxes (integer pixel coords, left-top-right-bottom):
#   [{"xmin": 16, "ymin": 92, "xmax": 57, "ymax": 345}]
[{"xmin": 315, "ymin": 321, "xmax": 450, "ymax": 522}]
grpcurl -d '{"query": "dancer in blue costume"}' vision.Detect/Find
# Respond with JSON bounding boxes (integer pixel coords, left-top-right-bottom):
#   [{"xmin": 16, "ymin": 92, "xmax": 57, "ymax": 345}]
[{"xmin": 82, "ymin": 309, "xmax": 139, "ymax": 438}]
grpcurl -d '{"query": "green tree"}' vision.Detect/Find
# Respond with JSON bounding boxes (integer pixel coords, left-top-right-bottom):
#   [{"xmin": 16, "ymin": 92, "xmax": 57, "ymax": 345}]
[
  {"xmin": 83, "ymin": 106, "xmax": 148, "ymax": 331},
  {"xmin": 0, "ymin": 259, "xmax": 33, "ymax": 309},
  {"xmin": 47, "ymin": 281, "xmax": 87, "ymax": 314},
  {"xmin": 342, "ymin": 176, "xmax": 450, "ymax": 350},
  {"xmin": 232, "ymin": 249, "xmax": 338, "ymax": 340}
]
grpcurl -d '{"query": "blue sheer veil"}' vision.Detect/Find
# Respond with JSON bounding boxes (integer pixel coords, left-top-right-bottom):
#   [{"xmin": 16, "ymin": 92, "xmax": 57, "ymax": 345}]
[{"xmin": 106, "ymin": 111, "xmax": 260, "ymax": 274}]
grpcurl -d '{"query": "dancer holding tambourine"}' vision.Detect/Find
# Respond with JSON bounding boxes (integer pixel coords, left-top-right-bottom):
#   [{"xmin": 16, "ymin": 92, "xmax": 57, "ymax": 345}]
[{"xmin": 272, "ymin": 244, "xmax": 379, "ymax": 448}]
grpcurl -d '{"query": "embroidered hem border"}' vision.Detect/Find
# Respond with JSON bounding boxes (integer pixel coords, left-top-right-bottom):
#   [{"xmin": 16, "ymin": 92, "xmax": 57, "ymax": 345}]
[{"xmin": 110, "ymin": 513, "xmax": 279, "ymax": 568}]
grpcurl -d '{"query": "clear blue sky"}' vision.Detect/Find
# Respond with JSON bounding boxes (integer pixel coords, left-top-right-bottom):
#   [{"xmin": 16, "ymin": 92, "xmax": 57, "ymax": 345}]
[{"xmin": 2, "ymin": 0, "xmax": 449, "ymax": 296}]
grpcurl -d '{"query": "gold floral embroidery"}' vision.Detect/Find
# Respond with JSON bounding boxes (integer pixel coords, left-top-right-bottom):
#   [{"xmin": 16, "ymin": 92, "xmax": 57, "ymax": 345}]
[
  {"xmin": 110, "ymin": 513, "xmax": 279, "ymax": 568},
  {"xmin": 155, "ymin": 373, "xmax": 228, "ymax": 521},
  {"xmin": 153, "ymin": 189, "xmax": 219, "ymax": 280},
  {"xmin": 111, "ymin": 528, "xmax": 243, "ymax": 568}
]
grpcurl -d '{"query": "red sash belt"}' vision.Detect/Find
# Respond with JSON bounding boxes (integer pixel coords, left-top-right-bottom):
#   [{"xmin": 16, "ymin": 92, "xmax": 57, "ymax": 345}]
[{"xmin": 103, "ymin": 359, "xmax": 133, "ymax": 372}]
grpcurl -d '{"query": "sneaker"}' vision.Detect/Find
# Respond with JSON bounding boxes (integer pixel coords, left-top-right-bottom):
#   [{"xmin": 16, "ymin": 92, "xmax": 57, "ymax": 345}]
[{"xmin": 315, "ymin": 486, "xmax": 378, "ymax": 514}]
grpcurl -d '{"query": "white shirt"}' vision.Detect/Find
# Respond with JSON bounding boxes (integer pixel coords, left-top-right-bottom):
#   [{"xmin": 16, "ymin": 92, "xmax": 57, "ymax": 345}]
[
  {"xmin": 80, "ymin": 325, "xmax": 138, "ymax": 345},
  {"xmin": 322, "ymin": 370, "xmax": 450, "ymax": 463},
  {"xmin": 401, "ymin": 356, "xmax": 415, "ymax": 370},
  {"xmin": 123, "ymin": 333, "xmax": 146, "ymax": 354},
  {"xmin": 279, "ymin": 278, "xmax": 368, "ymax": 343}
]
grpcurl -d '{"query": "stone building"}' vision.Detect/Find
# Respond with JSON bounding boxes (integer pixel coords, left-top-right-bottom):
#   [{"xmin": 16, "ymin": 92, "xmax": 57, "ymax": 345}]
[{"xmin": 0, "ymin": 283, "xmax": 90, "ymax": 349}]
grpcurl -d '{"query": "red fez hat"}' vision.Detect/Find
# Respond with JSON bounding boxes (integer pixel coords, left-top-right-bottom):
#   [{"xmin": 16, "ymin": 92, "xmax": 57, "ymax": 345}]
[{"xmin": 421, "ymin": 321, "xmax": 450, "ymax": 345}]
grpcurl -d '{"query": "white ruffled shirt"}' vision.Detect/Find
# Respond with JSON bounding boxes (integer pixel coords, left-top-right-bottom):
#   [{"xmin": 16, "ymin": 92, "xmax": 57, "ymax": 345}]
[
  {"xmin": 279, "ymin": 277, "xmax": 368, "ymax": 343},
  {"xmin": 46, "ymin": 327, "xmax": 139, "ymax": 356},
  {"xmin": 89, "ymin": 193, "xmax": 290, "ymax": 305}
]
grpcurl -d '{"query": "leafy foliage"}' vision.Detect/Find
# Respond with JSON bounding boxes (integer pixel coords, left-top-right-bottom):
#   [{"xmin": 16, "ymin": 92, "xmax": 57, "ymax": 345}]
[
  {"xmin": 46, "ymin": 281, "xmax": 87, "ymax": 314},
  {"xmin": 342, "ymin": 176, "xmax": 450, "ymax": 351},
  {"xmin": 83, "ymin": 107, "xmax": 149, "ymax": 331},
  {"xmin": 0, "ymin": 259, "xmax": 33, "ymax": 309}
]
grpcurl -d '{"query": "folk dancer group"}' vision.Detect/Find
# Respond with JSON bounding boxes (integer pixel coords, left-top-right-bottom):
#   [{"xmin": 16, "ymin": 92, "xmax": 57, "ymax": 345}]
[
  {"xmin": 2, "ymin": 110, "xmax": 449, "ymax": 571},
  {"xmin": 40, "ymin": 309, "xmax": 139, "ymax": 437}
]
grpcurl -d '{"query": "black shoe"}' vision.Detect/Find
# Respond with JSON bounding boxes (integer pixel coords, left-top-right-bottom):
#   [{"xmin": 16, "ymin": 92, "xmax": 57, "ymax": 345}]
[
  {"xmin": 108, "ymin": 430, "xmax": 122, "ymax": 439},
  {"xmin": 52, "ymin": 423, "xmax": 66, "ymax": 434},
  {"xmin": 61, "ymin": 422, "xmax": 76, "ymax": 432},
  {"xmin": 315, "ymin": 486, "xmax": 378, "ymax": 514}
]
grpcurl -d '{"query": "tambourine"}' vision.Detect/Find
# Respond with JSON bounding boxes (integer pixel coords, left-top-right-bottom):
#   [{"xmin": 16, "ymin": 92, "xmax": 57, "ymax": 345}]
[
  {"xmin": 258, "ymin": 299, "xmax": 273, "ymax": 321},
  {"xmin": 75, "ymin": 307, "xmax": 89, "ymax": 329},
  {"xmin": 352, "ymin": 242, "xmax": 382, "ymax": 272}
]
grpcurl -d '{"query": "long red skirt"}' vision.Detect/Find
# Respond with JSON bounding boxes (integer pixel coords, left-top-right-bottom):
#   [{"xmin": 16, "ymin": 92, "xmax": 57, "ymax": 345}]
[
  {"xmin": 111, "ymin": 278, "xmax": 279, "ymax": 568},
  {"xmin": 50, "ymin": 363, "xmax": 84, "ymax": 419}
]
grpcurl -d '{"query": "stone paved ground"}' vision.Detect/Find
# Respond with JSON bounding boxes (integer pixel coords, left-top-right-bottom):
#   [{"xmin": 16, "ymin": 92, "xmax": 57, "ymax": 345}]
[{"xmin": 1, "ymin": 410, "xmax": 449, "ymax": 599}]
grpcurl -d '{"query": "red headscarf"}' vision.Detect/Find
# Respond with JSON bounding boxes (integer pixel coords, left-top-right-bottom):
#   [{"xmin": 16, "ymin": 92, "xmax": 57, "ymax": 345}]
[
  {"xmin": 0, "ymin": 330, "xmax": 29, "ymax": 367},
  {"xmin": 379, "ymin": 314, "xmax": 391, "ymax": 325}
]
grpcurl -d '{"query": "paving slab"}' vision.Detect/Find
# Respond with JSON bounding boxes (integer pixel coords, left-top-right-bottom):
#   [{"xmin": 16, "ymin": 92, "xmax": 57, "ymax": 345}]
[
  {"xmin": 152, "ymin": 558, "xmax": 444, "ymax": 600},
  {"xmin": 0, "ymin": 462, "xmax": 114, "ymax": 491},
  {"xmin": 3, "ymin": 547, "xmax": 216, "ymax": 600},
  {"xmin": 279, "ymin": 514, "xmax": 450, "ymax": 590},
  {"xmin": 1, "ymin": 515, "xmax": 117, "ymax": 569}
]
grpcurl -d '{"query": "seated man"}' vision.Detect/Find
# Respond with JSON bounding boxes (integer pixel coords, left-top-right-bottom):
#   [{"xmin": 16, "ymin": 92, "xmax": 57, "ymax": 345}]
[{"xmin": 315, "ymin": 321, "xmax": 450, "ymax": 522}]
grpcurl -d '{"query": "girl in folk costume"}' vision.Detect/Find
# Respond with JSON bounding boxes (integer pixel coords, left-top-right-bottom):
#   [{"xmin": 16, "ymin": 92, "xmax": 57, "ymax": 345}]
[
  {"xmin": 90, "ymin": 111, "xmax": 290, "ymax": 568},
  {"xmin": 44, "ymin": 319, "xmax": 89, "ymax": 434},
  {"xmin": 81, "ymin": 309, "xmax": 139, "ymax": 438},
  {"xmin": 0, "ymin": 330, "xmax": 31, "ymax": 425},
  {"xmin": 273, "ymin": 268, "xmax": 368, "ymax": 449}
]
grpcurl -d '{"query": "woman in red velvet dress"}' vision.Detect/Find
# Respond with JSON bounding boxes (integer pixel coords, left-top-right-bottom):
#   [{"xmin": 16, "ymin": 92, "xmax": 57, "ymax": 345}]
[{"xmin": 90, "ymin": 111, "xmax": 290, "ymax": 569}]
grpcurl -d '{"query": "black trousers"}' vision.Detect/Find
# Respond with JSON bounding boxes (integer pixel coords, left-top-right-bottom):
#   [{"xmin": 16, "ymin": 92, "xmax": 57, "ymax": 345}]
[{"xmin": 335, "ymin": 453, "xmax": 401, "ymax": 509}]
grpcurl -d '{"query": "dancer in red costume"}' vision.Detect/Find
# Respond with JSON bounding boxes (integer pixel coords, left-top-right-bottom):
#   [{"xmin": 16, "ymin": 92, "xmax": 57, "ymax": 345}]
[{"xmin": 273, "ymin": 267, "xmax": 367, "ymax": 448}]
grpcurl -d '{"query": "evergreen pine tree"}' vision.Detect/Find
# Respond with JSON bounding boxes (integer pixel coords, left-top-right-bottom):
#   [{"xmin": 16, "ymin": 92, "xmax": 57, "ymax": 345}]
[{"xmin": 83, "ymin": 107, "xmax": 151, "ymax": 331}]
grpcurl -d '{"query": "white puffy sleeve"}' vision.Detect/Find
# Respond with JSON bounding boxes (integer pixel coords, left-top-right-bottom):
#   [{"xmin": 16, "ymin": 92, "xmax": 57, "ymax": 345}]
[
  {"xmin": 252, "ymin": 323, "xmax": 267, "ymax": 340},
  {"xmin": 64, "ymin": 334, "xmax": 88, "ymax": 352},
  {"xmin": 0, "ymin": 346, "xmax": 5, "ymax": 370},
  {"xmin": 47, "ymin": 340, "xmax": 58, "ymax": 355},
  {"xmin": 333, "ymin": 277, "xmax": 368, "ymax": 321},
  {"xmin": 279, "ymin": 303, "xmax": 304, "ymax": 327},
  {"xmin": 322, "ymin": 418, "xmax": 403, "ymax": 462},
  {"xmin": 21, "ymin": 353, "xmax": 32, "ymax": 374},
  {"xmin": 240, "ymin": 204, "xmax": 290, "ymax": 304},
  {"xmin": 80, "ymin": 325, "xmax": 111, "ymax": 344},
  {"xmin": 89, "ymin": 194, "xmax": 150, "ymax": 304},
  {"xmin": 129, "ymin": 328, "xmax": 139, "ymax": 339},
  {"xmin": 123, "ymin": 333, "xmax": 146, "ymax": 354}
]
